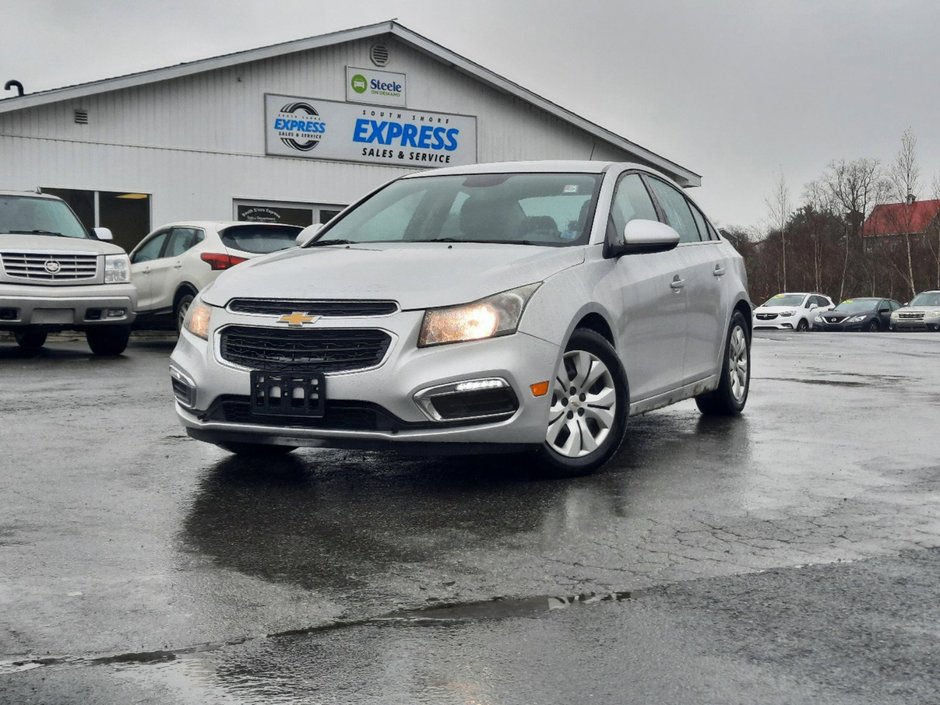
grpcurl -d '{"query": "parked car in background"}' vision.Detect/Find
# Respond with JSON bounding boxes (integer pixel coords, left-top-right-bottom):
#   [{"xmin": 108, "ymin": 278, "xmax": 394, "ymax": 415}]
[
  {"xmin": 0, "ymin": 190, "xmax": 136, "ymax": 355},
  {"xmin": 130, "ymin": 221, "xmax": 301, "ymax": 331},
  {"xmin": 814, "ymin": 297, "xmax": 900, "ymax": 332},
  {"xmin": 170, "ymin": 160, "xmax": 752, "ymax": 476},
  {"xmin": 752, "ymin": 292, "xmax": 834, "ymax": 331},
  {"xmin": 890, "ymin": 290, "xmax": 940, "ymax": 331}
]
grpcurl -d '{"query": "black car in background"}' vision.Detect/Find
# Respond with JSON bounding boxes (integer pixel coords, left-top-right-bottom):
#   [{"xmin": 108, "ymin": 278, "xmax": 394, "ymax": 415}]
[{"xmin": 814, "ymin": 297, "xmax": 901, "ymax": 332}]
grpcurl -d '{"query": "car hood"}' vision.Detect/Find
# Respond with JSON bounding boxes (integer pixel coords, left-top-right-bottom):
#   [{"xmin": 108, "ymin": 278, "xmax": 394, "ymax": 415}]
[
  {"xmin": 202, "ymin": 242, "xmax": 585, "ymax": 310},
  {"xmin": 0, "ymin": 233, "xmax": 126, "ymax": 255}
]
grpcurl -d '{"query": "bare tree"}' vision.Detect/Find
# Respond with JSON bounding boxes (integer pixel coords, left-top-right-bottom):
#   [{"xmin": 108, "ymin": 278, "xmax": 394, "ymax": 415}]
[
  {"xmin": 821, "ymin": 158, "xmax": 884, "ymax": 299},
  {"xmin": 765, "ymin": 169, "xmax": 791, "ymax": 290},
  {"xmin": 888, "ymin": 128, "xmax": 921, "ymax": 297}
]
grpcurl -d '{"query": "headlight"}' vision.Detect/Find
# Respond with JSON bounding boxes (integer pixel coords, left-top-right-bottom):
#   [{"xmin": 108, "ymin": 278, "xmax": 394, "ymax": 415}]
[
  {"xmin": 926, "ymin": 310, "xmax": 940, "ymax": 318},
  {"xmin": 778, "ymin": 310, "xmax": 796, "ymax": 317},
  {"xmin": 815, "ymin": 314, "xmax": 824, "ymax": 322},
  {"xmin": 847, "ymin": 315, "xmax": 867, "ymax": 323},
  {"xmin": 183, "ymin": 300, "xmax": 213, "ymax": 339},
  {"xmin": 418, "ymin": 283, "xmax": 541, "ymax": 347},
  {"xmin": 104, "ymin": 254, "xmax": 130, "ymax": 283}
]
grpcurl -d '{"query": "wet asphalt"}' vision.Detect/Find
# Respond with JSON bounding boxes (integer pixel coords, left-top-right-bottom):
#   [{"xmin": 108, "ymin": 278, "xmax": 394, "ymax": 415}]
[{"xmin": 0, "ymin": 330, "xmax": 938, "ymax": 704}]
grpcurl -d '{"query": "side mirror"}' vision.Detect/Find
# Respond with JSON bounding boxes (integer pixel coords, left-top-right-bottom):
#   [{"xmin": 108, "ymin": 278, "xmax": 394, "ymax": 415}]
[
  {"xmin": 296, "ymin": 223, "xmax": 322, "ymax": 247},
  {"xmin": 93, "ymin": 227, "xmax": 113, "ymax": 241},
  {"xmin": 606, "ymin": 219, "xmax": 680, "ymax": 257},
  {"xmin": 879, "ymin": 307, "xmax": 890, "ymax": 314}
]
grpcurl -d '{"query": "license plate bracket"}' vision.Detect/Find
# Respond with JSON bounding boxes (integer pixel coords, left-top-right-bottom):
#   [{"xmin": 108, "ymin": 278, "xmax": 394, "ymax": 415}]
[{"xmin": 250, "ymin": 371, "xmax": 325, "ymax": 417}]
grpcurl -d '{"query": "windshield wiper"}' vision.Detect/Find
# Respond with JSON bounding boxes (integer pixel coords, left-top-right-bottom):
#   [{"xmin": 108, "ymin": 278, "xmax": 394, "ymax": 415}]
[
  {"xmin": 6, "ymin": 229, "xmax": 68, "ymax": 237},
  {"xmin": 306, "ymin": 239, "xmax": 355, "ymax": 247}
]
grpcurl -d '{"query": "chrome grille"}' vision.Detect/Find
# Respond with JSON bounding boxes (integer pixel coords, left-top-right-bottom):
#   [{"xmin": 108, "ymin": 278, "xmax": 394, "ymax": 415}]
[
  {"xmin": 898, "ymin": 312, "xmax": 924, "ymax": 320},
  {"xmin": 1, "ymin": 251, "xmax": 98, "ymax": 282},
  {"xmin": 219, "ymin": 326, "xmax": 392, "ymax": 372},
  {"xmin": 755, "ymin": 313, "xmax": 778, "ymax": 320}
]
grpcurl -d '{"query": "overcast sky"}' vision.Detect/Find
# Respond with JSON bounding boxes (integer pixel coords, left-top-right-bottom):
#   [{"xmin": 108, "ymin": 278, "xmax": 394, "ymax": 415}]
[{"xmin": 2, "ymin": 0, "xmax": 939, "ymax": 229}]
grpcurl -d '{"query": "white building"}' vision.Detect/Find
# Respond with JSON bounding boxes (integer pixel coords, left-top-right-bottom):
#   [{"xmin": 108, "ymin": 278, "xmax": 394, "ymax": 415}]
[{"xmin": 0, "ymin": 21, "xmax": 699, "ymax": 253}]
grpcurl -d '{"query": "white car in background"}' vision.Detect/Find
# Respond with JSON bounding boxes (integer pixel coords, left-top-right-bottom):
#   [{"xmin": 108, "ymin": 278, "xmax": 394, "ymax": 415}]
[
  {"xmin": 130, "ymin": 221, "xmax": 301, "ymax": 330},
  {"xmin": 752, "ymin": 292, "xmax": 834, "ymax": 331}
]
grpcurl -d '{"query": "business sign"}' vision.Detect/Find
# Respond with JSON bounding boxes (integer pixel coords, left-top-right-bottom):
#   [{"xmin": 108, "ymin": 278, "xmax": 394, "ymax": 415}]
[
  {"xmin": 346, "ymin": 66, "xmax": 406, "ymax": 107},
  {"xmin": 264, "ymin": 94, "xmax": 477, "ymax": 168}
]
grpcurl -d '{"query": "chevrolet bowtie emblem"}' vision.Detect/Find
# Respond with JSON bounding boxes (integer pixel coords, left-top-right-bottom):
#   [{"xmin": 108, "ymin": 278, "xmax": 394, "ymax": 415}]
[{"xmin": 278, "ymin": 312, "xmax": 319, "ymax": 327}]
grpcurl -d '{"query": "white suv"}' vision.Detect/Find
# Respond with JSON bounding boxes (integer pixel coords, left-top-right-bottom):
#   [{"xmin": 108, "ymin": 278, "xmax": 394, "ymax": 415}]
[
  {"xmin": 170, "ymin": 161, "xmax": 751, "ymax": 476},
  {"xmin": 752, "ymin": 292, "xmax": 834, "ymax": 331},
  {"xmin": 0, "ymin": 191, "xmax": 136, "ymax": 355},
  {"xmin": 130, "ymin": 221, "xmax": 301, "ymax": 331}
]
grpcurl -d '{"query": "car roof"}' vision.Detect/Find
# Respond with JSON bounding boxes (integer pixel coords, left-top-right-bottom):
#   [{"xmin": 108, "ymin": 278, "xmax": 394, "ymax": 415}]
[
  {"xmin": 153, "ymin": 221, "xmax": 301, "ymax": 230},
  {"xmin": 401, "ymin": 160, "xmax": 638, "ymax": 178},
  {"xmin": 0, "ymin": 190, "xmax": 63, "ymax": 201}
]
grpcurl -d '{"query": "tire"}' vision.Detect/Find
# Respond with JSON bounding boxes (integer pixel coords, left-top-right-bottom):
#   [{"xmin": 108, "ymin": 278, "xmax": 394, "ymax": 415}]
[
  {"xmin": 14, "ymin": 329, "xmax": 47, "ymax": 351},
  {"xmin": 174, "ymin": 291, "xmax": 195, "ymax": 333},
  {"xmin": 696, "ymin": 310, "xmax": 750, "ymax": 416},
  {"xmin": 85, "ymin": 325, "xmax": 131, "ymax": 356},
  {"xmin": 866, "ymin": 320, "xmax": 880, "ymax": 332},
  {"xmin": 796, "ymin": 318, "xmax": 809, "ymax": 332},
  {"xmin": 529, "ymin": 329, "xmax": 629, "ymax": 477},
  {"xmin": 216, "ymin": 442, "xmax": 297, "ymax": 457}
]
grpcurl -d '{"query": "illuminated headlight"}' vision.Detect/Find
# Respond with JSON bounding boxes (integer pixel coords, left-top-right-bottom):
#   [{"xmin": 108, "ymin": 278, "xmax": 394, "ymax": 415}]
[
  {"xmin": 847, "ymin": 315, "xmax": 867, "ymax": 323},
  {"xmin": 104, "ymin": 254, "xmax": 131, "ymax": 283},
  {"xmin": 183, "ymin": 299, "xmax": 214, "ymax": 340},
  {"xmin": 418, "ymin": 283, "xmax": 541, "ymax": 347}
]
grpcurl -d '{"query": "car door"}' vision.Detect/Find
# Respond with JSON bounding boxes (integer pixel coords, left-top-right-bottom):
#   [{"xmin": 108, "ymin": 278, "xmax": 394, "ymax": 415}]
[
  {"xmin": 129, "ymin": 230, "xmax": 170, "ymax": 313},
  {"xmin": 147, "ymin": 227, "xmax": 202, "ymax": 312},
  {"xmin": 644, "ymin": 175, "xmax": 725, "ymax": 385},
  {"xmin": 606, "ymin": 171, "xmax": 687, "ymax": 402}
]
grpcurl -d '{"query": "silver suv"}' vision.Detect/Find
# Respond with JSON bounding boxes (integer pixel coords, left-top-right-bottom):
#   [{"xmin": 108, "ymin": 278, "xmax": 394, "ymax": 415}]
[
  {"xmin": 0, "ymin": 191, "xmax": 137, "ymax": 355},
  {"xmin": 170, "ymin": 161, "xmax": 751, "ymax": 475}
]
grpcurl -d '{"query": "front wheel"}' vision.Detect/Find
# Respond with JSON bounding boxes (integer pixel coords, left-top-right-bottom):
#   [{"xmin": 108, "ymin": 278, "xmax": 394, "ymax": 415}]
[
  {"xmin": 796, "ymin": 318, "xmax": 809, "ymax": 332},
  {"xmin": 866, "ymin": 320, "xmax": 880, "ymax": 332},
  {"xmin": 14, "ymin": 329, "xmax": 47, "ymax": 352},
  {"xmin": 529, "ymin": 329, "xmax": 628, "ymax": 477},
  {"xmin": 696, "ymin": 311, "xmax": 750, "ymax": 416},
  {"xmin": 86, "ymin": 325, "xmax": 131, "ymax": 356}
]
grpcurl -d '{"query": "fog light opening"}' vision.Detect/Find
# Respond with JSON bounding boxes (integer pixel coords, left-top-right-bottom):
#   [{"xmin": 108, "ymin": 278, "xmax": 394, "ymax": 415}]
[
  {"xmin": 414, "ymin": 377, "xmax": 518, "ymax": 422},
  {"xmin": 169, "ymin": 366, "xmax": 197, "ymax": 408}
]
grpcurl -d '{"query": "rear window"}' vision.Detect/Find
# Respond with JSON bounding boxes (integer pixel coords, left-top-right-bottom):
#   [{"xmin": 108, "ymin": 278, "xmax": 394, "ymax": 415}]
[{"xmin": 220, "ymin": 224, "xmax": 301, "ymax": 254}]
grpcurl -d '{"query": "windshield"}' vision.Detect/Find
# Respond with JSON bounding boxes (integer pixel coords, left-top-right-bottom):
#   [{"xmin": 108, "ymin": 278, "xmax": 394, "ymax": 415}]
[
  {"xmin": 221, "ymin": 224, "xmax": 301, "ymax": 254},
  {"xmin": 910, "ymin": 292, "xmax": 940, "ymax": 307},
  {"xmin": 761, "ymin": 294, "xmax": 805, "ymax": 307},
  {"xmin": 0, "ymin": 195, "xmax": 90, "ymax": 238},
  {"xmin": 834, "ymin": 298, "xmax": 879, "ymax": 313},
  {"xmin": 313, "ymin": 172, "xmax": 603, "ymax": 247}
]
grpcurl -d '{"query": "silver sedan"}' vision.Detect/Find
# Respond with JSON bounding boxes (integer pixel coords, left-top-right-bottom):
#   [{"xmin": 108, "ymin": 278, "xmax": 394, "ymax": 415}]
[{"xmin": 170, "ymin": 161, "xmax": 751, "ymax": 475}]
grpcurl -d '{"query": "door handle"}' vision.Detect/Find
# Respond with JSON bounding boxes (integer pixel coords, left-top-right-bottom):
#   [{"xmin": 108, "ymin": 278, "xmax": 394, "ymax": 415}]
[
  {"xmin": 670, "ymin": 276, "xmax": 685, "ymax": 291},
  {"xmin": 173, "ymin": 263, "xmax": 183, "ymax": 269},
  {"xmin": 713, "ymin": 265, "xmax": 726, "ymax": 277}
]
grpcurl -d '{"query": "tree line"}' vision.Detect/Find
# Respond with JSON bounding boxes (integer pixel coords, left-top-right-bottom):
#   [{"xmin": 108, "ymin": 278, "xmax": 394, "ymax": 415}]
[{"xmin": 724, "ymin": 129, "xmax": 940, "ymax": 305}]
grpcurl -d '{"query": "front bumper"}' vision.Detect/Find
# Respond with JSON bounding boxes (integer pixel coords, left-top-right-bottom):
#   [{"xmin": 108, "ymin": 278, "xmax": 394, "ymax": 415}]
[
  {"xmin": 752, "ymin": 315, "xmax": 802, "ymax": 330},
  {"xmin": 892, "ymin": 318, "xmax": 940, "ymax": 331},
  {"xmin": 170, "ymin": 307, "xmax": 562, "ymax": 449},
  {"xmin": 0, "ymin": 282, "xmax": 137, "ymax": 328}
]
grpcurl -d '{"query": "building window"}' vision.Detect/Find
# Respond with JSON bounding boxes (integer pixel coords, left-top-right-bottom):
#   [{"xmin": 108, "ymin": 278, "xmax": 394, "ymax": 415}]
[
  {"xmin": 42, "ymin": 187, "xmax": 151, "ymax": 253},
  {"xmin": 234, "ymin": 199, "xmax": 344, "ymax": 227}
]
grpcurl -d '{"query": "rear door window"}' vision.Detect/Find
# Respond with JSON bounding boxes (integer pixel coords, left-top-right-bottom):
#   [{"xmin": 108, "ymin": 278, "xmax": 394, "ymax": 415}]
[{"xmin": 165, "ymin": 228, "xmax": 204, "ymax": 257}]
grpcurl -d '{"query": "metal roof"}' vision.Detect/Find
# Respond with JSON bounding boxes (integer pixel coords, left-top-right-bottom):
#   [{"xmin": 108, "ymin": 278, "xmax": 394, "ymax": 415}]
[{"xmin": 0, "ymin": 20, "xmax": 700, "ymax": 187}]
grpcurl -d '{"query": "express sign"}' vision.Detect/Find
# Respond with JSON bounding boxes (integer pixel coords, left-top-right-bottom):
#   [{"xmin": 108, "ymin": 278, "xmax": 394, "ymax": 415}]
[{"xmin": 264, "ymin": 94, "xmax": 478, "ymax": 168}]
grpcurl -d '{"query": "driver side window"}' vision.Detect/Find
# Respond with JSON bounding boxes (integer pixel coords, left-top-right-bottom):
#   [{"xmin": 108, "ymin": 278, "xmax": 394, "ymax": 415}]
[
  {"xmin": 131, "ymin": 232, "xmax": 169, "ymax": 263},
  {"xmin": 608, "ymin": 173, "xmax": 658, "ymax": 242}
]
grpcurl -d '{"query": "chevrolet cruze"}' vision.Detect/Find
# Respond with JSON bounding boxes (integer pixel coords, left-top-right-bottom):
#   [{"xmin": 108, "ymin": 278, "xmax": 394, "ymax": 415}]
[{"xmin": 170, "ymin": 161, "xmax": 752, "ymax": 475}]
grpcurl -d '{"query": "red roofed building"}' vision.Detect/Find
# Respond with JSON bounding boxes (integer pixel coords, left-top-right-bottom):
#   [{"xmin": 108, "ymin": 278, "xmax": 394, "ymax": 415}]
[{"xmin": 862, "ymin": 198, "xmax": 940, "ymax": 238}]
